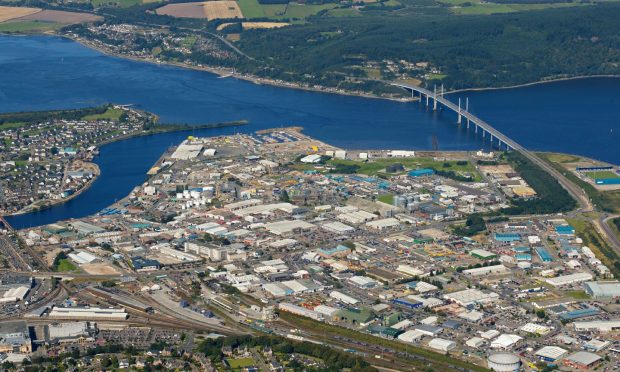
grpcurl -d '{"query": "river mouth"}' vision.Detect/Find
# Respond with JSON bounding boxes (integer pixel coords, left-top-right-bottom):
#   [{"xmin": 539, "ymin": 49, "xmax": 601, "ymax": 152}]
[{"xmin": 2, "ymin": 35, "xmax": 619, "ymax": 228}]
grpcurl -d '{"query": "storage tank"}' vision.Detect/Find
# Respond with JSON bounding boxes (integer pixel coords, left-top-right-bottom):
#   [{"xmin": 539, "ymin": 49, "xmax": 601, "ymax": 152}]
[{"xmin": 487, "ymin": 353, "xmax": 521, "ymax": 371}]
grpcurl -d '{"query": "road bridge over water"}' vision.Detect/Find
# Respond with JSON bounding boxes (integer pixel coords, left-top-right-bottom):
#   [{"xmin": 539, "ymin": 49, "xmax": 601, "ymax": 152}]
[{"xmin": 392, "ymin": 82, "xmax": 593, "ymax": 212}]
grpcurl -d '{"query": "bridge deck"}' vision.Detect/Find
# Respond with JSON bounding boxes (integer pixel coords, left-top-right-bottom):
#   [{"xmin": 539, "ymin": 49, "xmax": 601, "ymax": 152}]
[{"xmin": 392, "ymin": 83, "xmax": 522, "ymax": 151}]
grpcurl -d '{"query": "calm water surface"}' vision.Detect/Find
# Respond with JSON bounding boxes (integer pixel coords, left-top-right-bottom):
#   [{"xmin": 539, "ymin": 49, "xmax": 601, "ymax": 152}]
[{"xmin": 1, "ymin": 35, "xmax": 619, "ymax": 227}]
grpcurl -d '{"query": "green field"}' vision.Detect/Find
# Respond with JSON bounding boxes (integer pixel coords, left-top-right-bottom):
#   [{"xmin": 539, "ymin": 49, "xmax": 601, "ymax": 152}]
[
  {"xmin": 0, "ymin": 122, "xmax": 27, "ymax": 130},
  {"xmin": 586, "ymin": 171, "xmax": 620, "ymax": 180},
  {"xmin": 82, "ymin": 107, "xmax": 124, "ymax": 121},
  {"xmin": 377, "ymin": 193, "xmax": 394, "ymax": 204},
  {"xmin": 272, "ymin": 3, "xmax": 338, "ymax": 20},
  {"xmin": 437, "ymin": 0, "xmax": 585, "ymax": 15},
  {"xmin": 0, "ymin": 21, "xmax": 63, "ymax": 33},
  {"xmin": 237, "ymin": 0, "xmax": 266, "ymax": 18},
  {"xmin": 91, "ymin": 0, "xmax": 145, "ymax": 7},
  {"xmin": 55, "ymin": 259, "xmax": 78, "ymax": 272},
  {"xmin": 226, "ymin": 357, "xmax": 255, "ymax": 369}
]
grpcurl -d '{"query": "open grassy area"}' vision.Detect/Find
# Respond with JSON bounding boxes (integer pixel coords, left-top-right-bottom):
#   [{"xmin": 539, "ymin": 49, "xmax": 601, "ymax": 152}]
[
  {"xmin": 564, "ymin": 290, "xmax": 590, "ymax": 300},
  {"xmin": 237, "ymin": 0, "xmax": 266, "ymax": 18},
  {"xmin": 586, "ymin": 171, "xmax": 620, "ymax": 180},
  {"xmin": 226, "ymin": 357, "xmax": 255, "ymax": 369},
  {"xmin": 0, "ymin": 20, "xmax": 63, "ymax": 33},
  {"xmin": 82, "ymin": 107, "xmax": 124, "ymax": 121},
  {"xmin": 377, "ymin": 193, "xmax": 394, "ymax": 204},
  {"xmin": 0, "ymin": 121, "xmax": 27, "ymax": 130},
  {"xmin": 54, "ymin": 258, "xmax": 78, "ymax": 272},
  {"xmin": 439, "ymin": 0, "xmax": 585, "ymax": 15}
]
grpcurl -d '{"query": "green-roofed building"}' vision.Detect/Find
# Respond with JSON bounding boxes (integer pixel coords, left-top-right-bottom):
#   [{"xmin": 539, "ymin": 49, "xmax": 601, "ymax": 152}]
[
  {"xmin": 336, "ymin": 307, "xmax": 375, "ymax": 325},
  {"xmin": 383, "ymin": 312, "xmax": 402, "ymax": 327}
]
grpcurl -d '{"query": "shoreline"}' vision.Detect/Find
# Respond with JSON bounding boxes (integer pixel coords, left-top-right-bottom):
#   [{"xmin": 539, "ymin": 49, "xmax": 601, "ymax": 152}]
[
  {"xmin": 59, "ymin": 33, "xmax": 620, "ymax": 101},
  {"xmin": 9, "ymin": 162, "xmax": 101, "ymax": 217},
  {"xmin": 64, "ymin": 34, "xmax": 411, "ymax": 103},
  {"xmin": 2, "ymin": 120, "xmax": 248, "ymax": 218}
]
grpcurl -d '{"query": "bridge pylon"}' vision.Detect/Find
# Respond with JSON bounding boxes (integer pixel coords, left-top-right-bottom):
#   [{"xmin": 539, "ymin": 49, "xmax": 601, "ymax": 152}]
[
  {"xmin": 433, "ymin": 85, "xmax": 437, "ymax": 111},
  {"xmin": 457, "ymin": 98, "xmax": 462, "ymax": 125}
]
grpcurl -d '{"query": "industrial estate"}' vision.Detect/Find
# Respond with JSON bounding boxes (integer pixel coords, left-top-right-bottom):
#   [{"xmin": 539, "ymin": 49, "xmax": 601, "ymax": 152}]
[{"xmin": 0, "ymin": 100, "xmax": 619, "ymax": 371}]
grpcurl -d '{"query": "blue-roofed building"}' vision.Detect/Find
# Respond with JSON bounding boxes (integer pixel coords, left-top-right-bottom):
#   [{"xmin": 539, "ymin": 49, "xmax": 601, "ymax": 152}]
[
  {"xmin": 555, "ymin": 225, "xmax": 575, "ymax": 235},
  {"xmin": 409, "ymin": 169, "xmax": 434, "ymax": 177},
  {"xmin": 535, "ymin": 246, "xmax": 553, "ymax": 262},
  {"xmin": 318, "ymin": 245, "xmax": 351, "ymax": 258},
  {"xmin": 393, "ymin": 297, "xmax": 423, "ymax": 309},
  {"xmin": 494, "ymin": 233, "xmax": 521, "ymax": 242},
  {"xmin": 515, "ymin": 254, "xmax": 532, "ymax": 261},
  {"xmin": 559, "ymin": 308, "xmax": 599, "ymax": 321},
  {"xmin": 131, "ymin": 256, "xmax": 160, "ymax": 272}
]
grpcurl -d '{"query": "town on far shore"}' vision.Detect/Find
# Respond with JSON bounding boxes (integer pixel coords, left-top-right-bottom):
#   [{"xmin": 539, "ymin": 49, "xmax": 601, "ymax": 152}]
[{"xmin": 0, "ymin": 116, "xmax": 618, "ymax": 371}]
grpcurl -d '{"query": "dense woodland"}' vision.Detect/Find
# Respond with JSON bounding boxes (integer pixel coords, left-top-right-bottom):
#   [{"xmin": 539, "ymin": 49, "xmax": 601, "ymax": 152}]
[{"xmin": 234, "ymin": 4, "xmax": 620, "ymax": 90}]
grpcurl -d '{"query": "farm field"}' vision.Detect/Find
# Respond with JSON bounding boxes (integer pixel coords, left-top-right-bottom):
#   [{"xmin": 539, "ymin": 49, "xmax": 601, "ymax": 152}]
[
  {"xmin": 0, "ymin": 6, "xmax": 40, "ymax": 22},
  {"xmin": 19, "ymin": 9, "xmax": 102, "ymax": 23},
  {"xmin": 237, "ymin": 0, "xmax": 265, "ymax": 18},
  {"xmin": 242, "ymin": 21, "xmax": 289, "ymax": 29},
  {"xmin": 0, "ymin": 20, "xmax": 63, "ymax": 32},
  {"xmin": 156, "ymin": 1, "xmax": 243, "ymax": 20},
  {"xmin": 437, "ymin": 0, "xmax": 584, "ymax": 15}
]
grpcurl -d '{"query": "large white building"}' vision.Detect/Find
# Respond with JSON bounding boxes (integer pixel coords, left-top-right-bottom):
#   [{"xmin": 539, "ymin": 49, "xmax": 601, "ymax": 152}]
[
  {"xmin": 545, "ymin": 272, "xmax": 593, "ymax": 287},
  {"xmin": 49, "ymin": 306, "xmax": 128, "ymax": 321},
  {"xmin": 573, "ymin": 320, "xmax": 620, "ymax": 333}
]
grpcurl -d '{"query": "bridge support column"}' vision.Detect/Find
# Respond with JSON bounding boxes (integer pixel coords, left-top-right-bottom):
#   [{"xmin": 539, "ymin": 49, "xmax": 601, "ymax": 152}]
[
  {"xmin": 426, "ymin": 94, "xmax": 429, "ymax": 106},
  {"xmin": 474, "ymin": 124, "xmax": 478, "ymax": 134},
  {"xmin": 433, "ymin": 85, "xmax": 438, "ymax": 111},
  {"xmin": 457, "ymin": 98, "xmax": 462, "ymax": 125},
  {"xmin": 466, "ymin": 98, "xmax": 470, "ymax": 128}
]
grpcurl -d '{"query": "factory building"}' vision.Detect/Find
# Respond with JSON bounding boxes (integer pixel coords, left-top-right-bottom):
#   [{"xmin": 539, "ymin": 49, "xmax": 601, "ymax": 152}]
[
  {"xmin": 427, "ymin": 338, "xmax": 455, "ymax": 352},
  {"xmin": 0, "ymin": 321, "xmax": 32, "ymax": 353},
  {"xmin": 48, "ymin": 306, "xmax": 129, "ymax": 321},
  {"xmin": 563, "ymin": 351, "xmax": 602, "ymax": 370},
  {"xmin": 573, "ymin": 320, "xmax": 620, "ymax": 333},
  {"xmin": 46, "ymin": 322, "xmax": 96, "ymax": 344},
  {"xmin": 583, "ymin": 281, "xmax": 620, "ymax": 298},
  {"xmin": 545, "ymin": 272, "xmax": 593, "ymax": 287},
  {"xmin": 278, "ymin": 303, "xmax": 323, "ymax": 321}
]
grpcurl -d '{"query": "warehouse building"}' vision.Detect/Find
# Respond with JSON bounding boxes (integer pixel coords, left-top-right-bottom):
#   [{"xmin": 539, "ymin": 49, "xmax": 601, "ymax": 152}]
[
  {"xmin": 444, "ymin": 288, "xmax": 499, "ymax": 307},
  {"xmin": 278, "ymin": 303, "xmax": 323, "ymax": 321},
  {"xmin": 462, "ymin": 265, "xmax": 508, "ymax": 277},
  {"xmin": 48, "ymin": 306, "xmax": 129, "ymax": 321},
  {"xmin": 0, "ymin": 321, "xmax": 32, "ymax": 353},
  {"xmin": 428, "ymin": 338, "xmax": 455, "ymax": 352},
  {"xmin": 573, "ymin": 320, "xmax": 620, "ymax": 333},
  {"xmin": 563, "ymin": 351, "xmax": 602, "ymax": 370},
  {"xmin": 535, "ymin": 346, "xmax": 568, "ymax": 362},
  {"xmin": 46, "ymin": 322, "xmax": 96, "ymax": 344},
  {"xmin": 546, "ymin": 272, "xmax": 593, "ymax": 287},
  {"xmin": 583, "ymin": 281, "xmax": 620, "ymax": 298}
]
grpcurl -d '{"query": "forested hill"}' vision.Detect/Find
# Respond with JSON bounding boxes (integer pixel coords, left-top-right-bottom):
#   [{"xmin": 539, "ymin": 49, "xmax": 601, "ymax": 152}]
[{"xmin": 234, "ymin": 3, "xmax": 620, "ymax": 90}]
